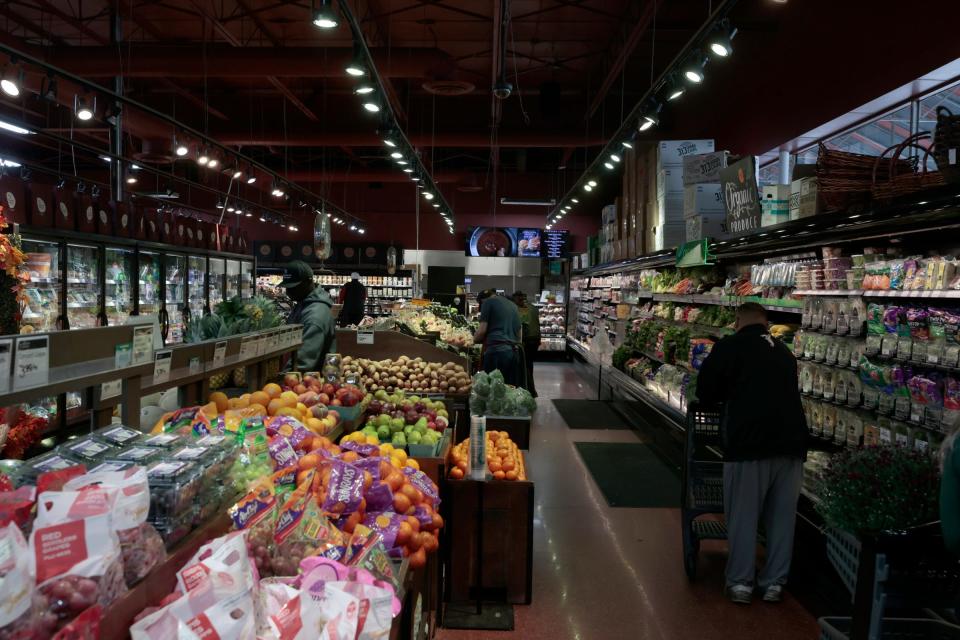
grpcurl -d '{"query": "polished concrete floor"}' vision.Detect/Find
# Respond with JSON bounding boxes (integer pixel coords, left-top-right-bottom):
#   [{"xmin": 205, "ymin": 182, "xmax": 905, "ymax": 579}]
[{"xmin": 437, "ymin": 362, "xmax": 819, "ymax": 640}]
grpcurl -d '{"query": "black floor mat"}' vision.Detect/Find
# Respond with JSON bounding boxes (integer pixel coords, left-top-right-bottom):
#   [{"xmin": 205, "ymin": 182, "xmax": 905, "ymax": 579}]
[
  {"xmin": 574, "ymin": 442, "xmax": 681, "ymax": 508},
  {"xmin": 552, "ymin": 399, "xmax": 632, "ymax": 429}
]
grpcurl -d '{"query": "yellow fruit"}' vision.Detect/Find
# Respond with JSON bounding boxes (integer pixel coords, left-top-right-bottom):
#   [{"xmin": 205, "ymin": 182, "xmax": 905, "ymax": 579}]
[
  {"xmin": 393, "ymin": 449, "xmax": 408, "ymax": 464},
  {"xmin": 296, "ymin": 402, "xmax": 308, "ymax": 414},
  {"xmin": 263, "ymin": 383, "xmax": 282, "ymax": 399},
  {"xmin": 209, "ymin": 392, "xmax": 229, "ymax": 413},
  {"xmin": 276, "ymin": 406, "xmax": 300, "ymax": 418},
  {"xmin": 391, "ymin": 456, "xmax": 403, "ymax": 469},
  {"xmin": 380, "ymin": 444, "xmax": 394, "ymax": 454},
  {"xmin": 305, "ymin": 417, "xmax": 325, "ymax": 433},
  {"xmin": 233, "ymin": 396, "xmax": 250, "ymax": 409},
  {"xmin": 201, "ymin": 402, "xmax": 218, "ymax": 418},
  {"xmin": 248, "ymin": 403, "xmax": 267, "ymax": 416},
  {"xmin": 250, "ymin": 391, "xmax": 271, "ymax": 408},
  {"xmin": 280, "ymin": 391, "xmax": 299, "ymax": 408},
  {"xmin": 406, "ymin": 459, "xmax": 420, "ymax": 471},
  {"xmin": 366, "ymin": 436, "xmax": 379, "ymax": 446},
  {"xmin": 267, "ymin": 399, "xmax": 284, "ymax": 416}
]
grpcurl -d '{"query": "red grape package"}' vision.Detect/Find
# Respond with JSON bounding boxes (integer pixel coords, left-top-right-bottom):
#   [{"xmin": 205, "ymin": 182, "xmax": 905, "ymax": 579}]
[
  {"xmin": 0, "ymin": 522, "xmax": 43, "ymax": 639},
  {"xmin": 30, "ymin": 487, "xmax": 128, "ymax": 635},
  {"xmin": 64, "ymin": 467, "xmax": 166, "ymax": 587},
  {"xmin": 130, "ymin": 587, "xmax": 257, "ymax": 640}
]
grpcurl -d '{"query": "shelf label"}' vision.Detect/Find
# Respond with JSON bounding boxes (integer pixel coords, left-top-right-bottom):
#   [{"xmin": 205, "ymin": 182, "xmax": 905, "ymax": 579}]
[
  {"xmin": 357, "ymin": 329, "xmax": 375, "ymax": 345},
  {"xmin": 269, "ymin": 331, "xmax": 279, "ymax": 352},
  {"xmin": 101, "ymin": 379, "xmax": 122, "ymax": 400},
  {"xmin": 153, "ymin": 349, "xmax": 172, "ymax": 383},
  {"xmin": 238, "ymin": 337, "xmax": 254, "ymax": 360},
  {"xmin": 115, "ymin": 342, "xmax": 132, "ymax": 368},
  {"xmin": 13, "ymin": 336, "xmax": 49, "ymax": 390},
  {"xmin": 132, "ymin": 325, "xmax": 154, "ymax": 365},
  {"xmin": 0, "ymin": 339, "xmax": 11, "ymax": 393},
  {"xmin": 213, "ymin": 340, "xmax": 227, "ymax": 367},
  {"xmin": 189, "ymin": 357, "xmax": 201, "ymax": 375}
]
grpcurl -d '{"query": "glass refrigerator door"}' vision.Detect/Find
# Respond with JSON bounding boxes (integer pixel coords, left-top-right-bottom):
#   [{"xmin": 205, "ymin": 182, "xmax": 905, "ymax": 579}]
[
  {"xmin": 165, "ymin": 254, "xmax": 187, "ymax": 343},
  {"xmin": 138, "ymin": 250, "xmax": 161, "ymax": 317},
  {"xmin": 225, "ymin": 259, "xmax": 240, "ymax": 300},
  {"xmin": 105, "ymin": 247, "xmax": 134, "ymax": 325},
  {"xmin": 66, "ymin": 244, "xmax": 100, "ymax": 329},
  {"xmin": 208, "ymin": 258, "xmax": 225, "ymax": 310},
  {"xmin": 240, "ymin": 261, "xmax": 253, "ymax": 299},
  {"xmin": 188, "ymin": 255, "xmax": 206, "ymax": 317},
  {"xmin": 21, "ymin": 238, "xmax": 61, "ymax": 332}
]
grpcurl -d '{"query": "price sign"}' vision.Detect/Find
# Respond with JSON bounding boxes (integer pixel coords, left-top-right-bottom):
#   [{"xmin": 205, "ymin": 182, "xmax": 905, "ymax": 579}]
[
  {"xmin": 239, "ymin": 337, "xmax": 254, "ymax": 360},
  {"xmin": 189, "ymin": 357, "xmax": 201, "ymax": 374},
  {"xmin": 13, "ymin": 336, "xmax": 49, "ymax": 390},
  {"xmin": 132, "ymin": 326, "xmax": 154, "ymax": 365},
  {"xmin": 153, "ymin": 349, "xmax": 173, "ymax": 383},
  {"xmin": 213, "ymin": 340, "xmax": 227, "ymax": 366},
  {"xmin": 101, "ymin": 379, "xmax": 122, "ymax": 400},
  {"xmin": 357, "ymin": 330, "xmax": 375, "ymax": 345}
]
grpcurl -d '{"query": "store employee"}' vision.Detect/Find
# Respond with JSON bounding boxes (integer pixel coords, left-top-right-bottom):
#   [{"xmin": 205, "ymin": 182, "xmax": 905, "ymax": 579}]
[
  {"xmin": 281, "ymin": 261, "xmax": 337, "ymax": 372},
  {"xmin": 473, "ymin": 289, "xmax": 523, "ymax": 387}
]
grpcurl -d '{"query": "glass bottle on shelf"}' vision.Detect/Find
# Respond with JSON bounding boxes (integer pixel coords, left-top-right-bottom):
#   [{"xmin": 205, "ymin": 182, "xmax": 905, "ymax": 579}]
[
  {"xmin": 225, "ymin": 259, "xmax": 240, "ymax": 300},
  {"xmin": 138, "ymin": 251, "xmax": 160, "ymax": 317},
  {"xmin": 20, "ymin": 239, "xmax": 61, "ymax": 332},
  {"xmin": 66, "ymin": 244, "xmax": 100, "ymax": 330},
  {"xmin": 165, "ymin": 254, "xmax": 187, "ymax": 343},
  {"xmin": 188, "ymin": 255, "xmax": 206, "ymax": 317},
  {"xmin": 105, "ymin": 247, "xmax": 133, "ymax": 325}
]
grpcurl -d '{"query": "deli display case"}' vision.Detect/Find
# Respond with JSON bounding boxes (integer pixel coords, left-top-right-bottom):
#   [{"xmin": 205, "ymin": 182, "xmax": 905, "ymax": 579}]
[
  {"xmin": 105, "ymin": 246, "xmax": 134, "ymax": 325},
  {"xmin": 138, "ymin": 250, "xmax": 161, "ymax": 318},
  {"xmin": 226, "ymin": 259, "xmax": 240, "ymax": 300},
  {"xmin": 188, "ymin": 255, "xmax": 207, "ymax": 317},
  {"xmin": 21, "ymin": 238, "xmax": 62, "ymax": 332},
  {"xmin": 65, "ymin": 243, "xmax": 100, "ymax": 329},
  {"xmin": 164, "ymin": 253, "xmax": 187, "ymax": 344},
  {"xmin": 208, "ymin": 257, "xmax": 225, "ymax": 309}
]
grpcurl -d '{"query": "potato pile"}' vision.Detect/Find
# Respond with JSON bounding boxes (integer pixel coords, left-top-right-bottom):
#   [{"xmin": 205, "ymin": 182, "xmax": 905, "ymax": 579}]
[{"xmin": 341, "ymin": 355, "xmax": 471, "ymax": 395}]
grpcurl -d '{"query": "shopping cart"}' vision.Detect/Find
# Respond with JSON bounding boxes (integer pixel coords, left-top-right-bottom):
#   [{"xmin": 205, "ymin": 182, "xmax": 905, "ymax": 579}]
[{"xmin": 681, "ymin": 403, "xmax": 726, "ymax": 579}]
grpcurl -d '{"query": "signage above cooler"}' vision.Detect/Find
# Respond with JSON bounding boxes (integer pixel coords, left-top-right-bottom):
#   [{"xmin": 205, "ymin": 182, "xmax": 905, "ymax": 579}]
[
  {"xmin": 255, "ymin": 240, "xmax": 403, "ymax": 267},
  {"xmin": 466, "ymin": 226, "xmax": 565, "ymax": 259}
]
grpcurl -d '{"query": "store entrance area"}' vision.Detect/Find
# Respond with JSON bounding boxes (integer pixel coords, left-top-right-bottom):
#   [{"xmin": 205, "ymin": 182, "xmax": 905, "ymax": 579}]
[{"xmin": 439, "ymin": 363, "xmax": 817, "ymax": 640}]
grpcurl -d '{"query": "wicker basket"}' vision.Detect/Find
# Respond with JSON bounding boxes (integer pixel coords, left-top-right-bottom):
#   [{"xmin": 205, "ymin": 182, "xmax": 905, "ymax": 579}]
[
  {"xmin": 933, "ymin": 106, "xmax": 960, "ymax": 184},
  {"xmin": 871, "ymin": 132, "xmax": 945, "ymax": 201},
  {"xmin": 816, "ymin": 143, "xmax": 912, "ymax": 212}
]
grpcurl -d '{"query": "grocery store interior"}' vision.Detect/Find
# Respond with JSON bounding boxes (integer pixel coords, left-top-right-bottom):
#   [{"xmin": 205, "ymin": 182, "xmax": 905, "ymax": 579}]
[{"xmin": 0, "ymin": 0, "xmax": 959, "ymax": 638}]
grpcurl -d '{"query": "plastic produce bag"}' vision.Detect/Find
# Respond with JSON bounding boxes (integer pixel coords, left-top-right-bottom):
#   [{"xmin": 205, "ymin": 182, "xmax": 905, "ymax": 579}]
[
  {"xmin": 177, "ymin": 531, "xmax": 257, "ymax": 600},
  {"xmin": 131, "ymin": 588, "xmax": 257, "ymax": 640},
  {"xmin": 265, "ymin": 581, "xmax": 358, "ymax": 640},
  {"xmin": 0, "ymin": 522, "xmax": 43, "ymax": 639},
  {"xmin": 65, "ymin": 467, "xmax": 166, "ymax": 587},
  {"xmin": 31, "ymin": 487, "xmax": 128, "ymax": 634}
]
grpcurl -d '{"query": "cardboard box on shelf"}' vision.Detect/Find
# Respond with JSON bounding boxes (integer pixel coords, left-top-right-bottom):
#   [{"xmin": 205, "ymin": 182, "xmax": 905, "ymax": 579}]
[
  {"xmin": 656, "ymin": 167, "xmax": 684, "ymax": 198},
  {"xmin": 685, "ymin": 214, "xmax": 727, "ymax": 242},
  {"xmin": 790, "ymin": 177, "xmax": 820, "ymax": 220},
  {"xmin": 683, "ymin": 184, "xmax": 724, "ymax": 218},
  {"xmin": 683, "ymin": 151, "xmax": 729, "ymax": 185},
  {"xmin": 761, "ymin": 185, "xmax": 791, "ymax": 227},
  {"xmin": 652, "ymin": 222, "xmax": 685, "ymax": 251},
  {"xmin": 654, "ymin": 195, "xmax": 684, "ymax": 227},
  {"xmin": 656, "ymin": 139, "xmax": 716, "ymax": 171},
  {"xmin": 602, "ymin": 204, "xmax": 617, "ymax": 226}
]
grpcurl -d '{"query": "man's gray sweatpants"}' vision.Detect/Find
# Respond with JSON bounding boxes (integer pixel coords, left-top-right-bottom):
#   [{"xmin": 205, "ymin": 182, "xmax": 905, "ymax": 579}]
[{"xmin": 723, "ymin": 456, "xmax": 803, "ymax": 589}]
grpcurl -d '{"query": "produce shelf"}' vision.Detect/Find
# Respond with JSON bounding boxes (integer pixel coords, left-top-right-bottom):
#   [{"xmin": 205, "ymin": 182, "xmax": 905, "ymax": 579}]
[{"xmin": 794, "ymin": 289, "xmax": 960, "ymax": 299}]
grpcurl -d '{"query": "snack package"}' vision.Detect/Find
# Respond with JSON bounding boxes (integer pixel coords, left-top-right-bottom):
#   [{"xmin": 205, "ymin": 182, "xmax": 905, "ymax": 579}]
[
  {"xmin": 296, "ymin": 556, "xmax": 401, "ymax": 616},
  {"xmin": 64, "ymin": 467, "xmax": 166, "ymax": 587},
  {"xmin": 131, "ymin": 588, "xmax": 257, "ymax": 640},
  {"xmin": 228, "ymin": 478, "xmax": 278, "ymax": 577},
  {"xmin": 0, "ymin": 522, "xmax": 42, "ymax": 639},
  {"xmin": 31, "ymin": 488, "xmax": 128, "ymax": 634}
]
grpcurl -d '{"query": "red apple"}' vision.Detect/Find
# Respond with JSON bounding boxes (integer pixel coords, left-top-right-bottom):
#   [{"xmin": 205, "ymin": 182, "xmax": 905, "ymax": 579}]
[
  {"xmin": 283, "ymin": 373, "xmax": 300, "ymax": 389},
  {"xmin": 294, "ymin": 383, "xmax": 307, "ymax": 395},
  {"xmin": 427, "ymin": 421, "xmax": 437, "ymax": 431},
  {"xmin": 318, "ymin": 392, "xmax": 330, "ymax": 405},
  {"xmin": 303, "ymin": 375, "xmax": 316, "ymax": 386},
  {"xmin": 322, "ymin": 383, "xmax": 335, "ymax": 396},
  {"xmin": 299, "ymin": 391, "xmax": 319, "ymax": 407},
  {"xmin": 331, "ymin": 398, "xmax": 342, "ymax": 406}
]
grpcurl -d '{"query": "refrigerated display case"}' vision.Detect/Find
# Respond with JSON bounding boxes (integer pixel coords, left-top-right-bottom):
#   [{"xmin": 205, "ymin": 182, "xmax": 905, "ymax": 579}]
[
  {"xmin": 188, "ymin": 255, "xmax": 206, "ymax": 317},
  {"xmin": 226, "ymin": 259, "xmax": 240, "ymax": 300},
  {"xmin": 65, "ymin": 244, "xmax": 100, "ymax": 329},
  {"xmin": 164, "ymin": 254, "xmax": 187, "ymax": 344},
  {"xmin": 138, "ymin": 250, "xmax": 161, "ymax": 317},
  {"xmin": 241, "ymin": 260, "xmax": 253, "ymax": 299},
  {"xmin": 21, "ymin": 238, "xmax": 61, "ymax": 332},
  {"xmin": 105, "ymin": 247, "xmax": 134, "ymax": 326},
  {"xmin": 208, "ymin": 257, "xmax": 225, "ymax": 309}
]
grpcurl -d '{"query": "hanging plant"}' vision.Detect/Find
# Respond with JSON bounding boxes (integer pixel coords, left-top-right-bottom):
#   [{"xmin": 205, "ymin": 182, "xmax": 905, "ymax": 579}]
[{"xmin": 0, "ymin": 206, "xmax": 27, "ymax": 335}]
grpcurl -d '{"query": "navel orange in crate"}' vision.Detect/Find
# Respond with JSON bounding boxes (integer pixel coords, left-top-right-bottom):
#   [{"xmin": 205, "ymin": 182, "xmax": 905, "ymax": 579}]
[
  {"xmin": 263, "ymin": 382, "xmax": 283, "ymax": 399},
  {"xmin": 447, "ymin": 430, "xmax": 527, "ymax": 481},
  {"xmin": 209, "ymin": 391, "xmax": 229, "ymax": 413}
]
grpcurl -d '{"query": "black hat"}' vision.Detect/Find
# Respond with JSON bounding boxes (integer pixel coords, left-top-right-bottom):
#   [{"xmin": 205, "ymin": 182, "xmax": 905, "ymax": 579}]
[{"xmin": 280, "ymin": 260, "xmax": 314, "ymax": 288}]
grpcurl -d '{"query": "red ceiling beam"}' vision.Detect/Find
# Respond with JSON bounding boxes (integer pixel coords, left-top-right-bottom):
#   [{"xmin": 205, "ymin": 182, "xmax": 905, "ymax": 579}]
[
  {"xmin": 212, "ymin": 131, "xmax": 606, "ymax": 148},
  {"xmin": 29, "ymin": 0, "xmax": 106, "ymax": 43},
  {"xmin": 586, "ymin": 0, "xmax": 662, "ymax": 120},
  {"xmin": 0, "ymin": 6, "xmax": 67, "ymax": 45}
]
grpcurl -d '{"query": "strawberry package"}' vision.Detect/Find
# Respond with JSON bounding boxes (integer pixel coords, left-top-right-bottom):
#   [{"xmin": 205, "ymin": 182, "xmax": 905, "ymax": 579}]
[
  {"xmin": 0, "ymin": 522, "xmax": 45, "ymax": 639},
  {"xmin": 64, "ymin": 467, "xmax": 166, "ymax": 587},
  {"xmin": 30, "ymin": 487, "xmax": 128, "ymax": 634}
]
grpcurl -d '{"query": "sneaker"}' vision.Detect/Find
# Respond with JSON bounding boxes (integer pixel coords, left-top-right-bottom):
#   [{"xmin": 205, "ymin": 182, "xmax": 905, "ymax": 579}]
[
  {"xmin": 726, "ymin": 585, "xmax": 753, "ymax": 605},
  {"xmin": 762, "ymin": 585, "xmax": 783, "ymax": 603}
]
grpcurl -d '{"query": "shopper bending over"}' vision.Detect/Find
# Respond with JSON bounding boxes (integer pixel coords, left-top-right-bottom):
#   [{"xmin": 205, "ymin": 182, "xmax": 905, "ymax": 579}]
[
  {"xmin": 473, "ymin": 289, "xmax": 523, "ymax": 387},
  {"xmin": 512, "ymin": 291, "xmax": 540, "ymax": 397},
  {"xmin": 338, "ymin": 271, "xmax": 367, "ymax": 326},
  {"xmin": 696, "ymin": 302, "xmax": 808, "ymax": 605},
  {"xmin": 281, "ymin": 261, "xmax": 338, "ymax": 372}
]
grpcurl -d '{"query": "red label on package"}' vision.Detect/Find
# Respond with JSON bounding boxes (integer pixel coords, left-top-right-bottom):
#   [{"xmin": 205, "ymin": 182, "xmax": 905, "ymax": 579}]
[
  {"xmin": 179, "ymin": 563, "xmax": 212, "ymax": 593},
  {"xmin": 35, "ymin": 519, "xmax": 88, "ymax": 582},
  {"xmin": 271, "ymin": 596, "xmax": 303, "ymax": 640},
  {"xmin": 187, "ymin": 613, "xmax": 220, "ymax": 640},
  {"xmin": 66, "ymin": 487, "xmax": 112, "ymax": 519}
]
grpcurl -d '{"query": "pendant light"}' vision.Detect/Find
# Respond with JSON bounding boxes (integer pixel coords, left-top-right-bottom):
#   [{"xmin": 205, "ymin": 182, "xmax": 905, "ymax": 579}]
[{"xmin": 312, "ymin": 0, "xmax": 339, "ymax": 28}]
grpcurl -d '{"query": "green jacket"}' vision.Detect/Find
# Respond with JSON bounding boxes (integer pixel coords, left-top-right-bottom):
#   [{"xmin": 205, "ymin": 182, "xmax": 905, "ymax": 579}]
[
  {"xmin": 289, "ymin": 287, "xmax": 337, "ymax": 372},
  {"xmin": 518, "ymin": 304, "xmax": 540, "ymax": 341}
]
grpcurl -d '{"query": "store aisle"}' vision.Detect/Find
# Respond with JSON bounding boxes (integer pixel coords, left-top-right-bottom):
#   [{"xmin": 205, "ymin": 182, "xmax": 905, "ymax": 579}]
[{"xmin": 438, "ymin": 363, "xmax": 818, "ymax": 640}]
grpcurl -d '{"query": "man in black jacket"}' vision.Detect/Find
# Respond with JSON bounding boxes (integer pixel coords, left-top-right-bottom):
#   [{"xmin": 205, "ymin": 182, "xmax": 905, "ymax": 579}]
[{"xmin": 696, "ymin": 302, "xmax": 807, "ymax": 605}]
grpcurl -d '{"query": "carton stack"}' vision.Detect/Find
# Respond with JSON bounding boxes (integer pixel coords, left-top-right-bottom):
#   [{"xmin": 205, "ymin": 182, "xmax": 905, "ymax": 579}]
[
  {"xmin": 600, "ymin": 203, "xmax": 617, "ymax": 263},
  {"xmin": 682, "ymin": 151, "xmax": 727, "ymax": 241},
  {"xmin": 651, "ymin": 140, "xmax": 715, "ymax": 250}
]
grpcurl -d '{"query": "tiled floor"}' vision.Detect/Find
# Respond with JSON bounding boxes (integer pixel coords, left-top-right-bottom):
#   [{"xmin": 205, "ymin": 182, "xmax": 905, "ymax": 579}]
[{"xmin": 437, "ymin": 362, "xmax": 819, "ymax": 640}]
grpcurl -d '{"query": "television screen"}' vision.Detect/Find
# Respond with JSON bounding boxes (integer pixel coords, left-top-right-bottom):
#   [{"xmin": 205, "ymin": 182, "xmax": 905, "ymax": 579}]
[
  {"xmin": 516, "ymin": 228, "xmax": 543, "ymax": 257},
  {"xmin": 466, "ymin": 226, "xmax": 519, "ymax": 257},
  {"xmin": 542, "ymin": 230, "xmax": 569, "ymax": 258}
]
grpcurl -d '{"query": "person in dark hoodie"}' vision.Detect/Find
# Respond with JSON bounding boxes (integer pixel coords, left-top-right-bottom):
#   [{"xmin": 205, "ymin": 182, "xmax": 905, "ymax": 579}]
[
  {"xmin": 696, "ymin": 302, "xmax": 808, "ymax": 605},
  {"xmin": 280, "ymin": 261, "xmax": 337, "ymax": 372}
]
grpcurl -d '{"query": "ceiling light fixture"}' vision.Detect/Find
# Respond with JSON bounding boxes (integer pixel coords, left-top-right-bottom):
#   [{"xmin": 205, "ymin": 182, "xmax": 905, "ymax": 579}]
[
  {"xmin": 664, "ymin": 74, "xmax": 685, "ymax": 101},
  {"xmin": 354, "ymin": 83, "xmax": 375, "ymax": 95},
  {"xmin": 381, "ymin": 129, "xmax": 398, "ymax": 147},
  {"xmin": 358, "ymin": 228, "xmax": 365, "ymax": 234},
  {"xmin": 197, "ymin": 148, "xmax": 209, "ymax": 166},
  {"xmin": 345, "ymin": 46, "xmax": 366, "ymax": 77},
  {"xmin": 390, "ymin": 152, "xmax": 403, "ymax": 159},
  {"xmin": 350, "ymin": 224, "xmax": 357, "ymax": 231},
  {"xmin": 75, "ymin": 95, "xmax": 94, "ymax": 121},
  {"xmin": 610, "ymin": 153, "xmax": 621, "ymax": 163},
  {"xmin": 432, "ymin": 203, "xmax": 440, "ymax": 208},
  {"xmin": 312, "ymin": 0, "xmax": 339, "ymax": 28},
  {"xmin": 125, "ymin": 172, "xmax": 137, "ymax": 185},
  {"xmin": 246, "ymin": 170, "xmax": 256, "ymax": 184},
  {"xmin": 1, "ymin": 65, "xmax": 23, "ymax": 97},
  {"xmin": 245, "ymin": 211, "xmax": 253, "ymax": 218},
  {"xmin": 361, "ymin": 97, "xmax": 381, "ymax": 113},
  {"xmin": 571, "ymin": 198, "xmax": 579, "ymax": 203},
  {"xmin": 216, "ymin": 200, "xmax": 225, "ymax": 209},
  {"xmin": 707, "ymin": 20, "xmax": 736, "ymax": 57},
  {"xmin": 0, "ymin": 118, "xmax": 31, "ymax": 135},
  {"xmin": 403, "ymin": 168, "xmax": 413, "ymax": 173},
  {"xmin": 422, "ymin": 191, "xmax": 434, "ymax": 200},
  {"xmin": 232, "ymin": 168, "xmax": 243, "ymax": 180},
  {"xmin": 683, "ymin": 53, "xmax": 706, "ymax": 84},
  {"xmin": 174, "ymin": 136, "xmax": 188, "ymax": 157},
  {"xmin": 259, "ymin": 213, "xmax": 267, "ymax": 222},
  {"xmin": 604, "ymin": 162, "xmax": 614, "ymax": 169},
  {"xmin": 227, "ymin": 205, "xmax": 236, "ymax": 212},
  {"xmin": 620, "ymin": 132, "xmax": 637, "ymax": 149},
  {"xmin": 207, "ymin": 157, "xmax": 219, "ymax": 168},
  {"xmin": 583, "ymin": 184, "xmax": 593, "ymax": 192},
  {"xmin": 587, "ymin": 180, "xmax": 597, "ymax": 187},
  {"xmin": 396, "ymin": 159, "xmax": 408, "ymax": 166}
]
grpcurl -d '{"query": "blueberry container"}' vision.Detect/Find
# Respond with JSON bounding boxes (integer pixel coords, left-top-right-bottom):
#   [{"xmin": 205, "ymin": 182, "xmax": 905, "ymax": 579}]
[
  {"xmin": 146, "ymin": 460, "xmax": 202, "ymax": 521},
  {"xmin": 141, "ymin": 433, "xmax": 190, "ymax": 450},
  {"xmin": 19, "ymin": 451, "xmax": 79, "ymax": 484},
  {"xmin": 106, "ymin": 446, "xmax": 167, "ymax": 467},
  {"xmin": 59, "ymin": 436, "xmax": 121, "ymax": 466},
  {"xmin": 91, "ymin": 425, "xmax": 145, "ymax": 448}
]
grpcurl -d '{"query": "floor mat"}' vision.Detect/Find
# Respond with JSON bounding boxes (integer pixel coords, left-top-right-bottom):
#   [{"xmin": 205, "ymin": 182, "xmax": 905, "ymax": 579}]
[
  {"xmin": 551, "ymin": 399, "xmax": 632, "ymax": 429},
  {"xmin": 574, "ymin": 442, "xmax": 681, "ymax": 508}
]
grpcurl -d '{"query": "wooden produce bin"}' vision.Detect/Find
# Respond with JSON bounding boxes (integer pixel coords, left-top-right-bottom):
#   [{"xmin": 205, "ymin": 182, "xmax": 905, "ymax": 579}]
[
  {"xmin": 335, "ymin": 329, "xmax": 470, "ymax": 373},
  {"xmin": 443, "ymin": 478, "xmax": 534, "ymax": 606},
  {"xmin": 485, "ymin": 415, "xmax": 531, "ymax": 450}
]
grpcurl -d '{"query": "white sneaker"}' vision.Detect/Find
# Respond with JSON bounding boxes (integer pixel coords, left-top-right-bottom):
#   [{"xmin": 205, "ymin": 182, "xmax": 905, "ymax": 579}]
[
  {"xmin": 726, "ymin": 584, "xmax": 753, "ymax": 604},
  {"xmin": 762, "ymin": 585, "xmax": 783, "ymax": 603}
]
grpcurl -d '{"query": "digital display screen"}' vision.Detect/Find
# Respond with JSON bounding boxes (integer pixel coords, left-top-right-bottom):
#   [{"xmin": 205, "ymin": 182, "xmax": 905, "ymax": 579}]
[
  {"xmin": 516, "ymin": 228, "xmax": 542, "ymax": 257},
  {"xmin": 542, "ymin": 230, "xmax": 569, "ymax": 258},
  {"xmin": 466, "ymin": 226, "xmax": 519, "ymax": 257}
]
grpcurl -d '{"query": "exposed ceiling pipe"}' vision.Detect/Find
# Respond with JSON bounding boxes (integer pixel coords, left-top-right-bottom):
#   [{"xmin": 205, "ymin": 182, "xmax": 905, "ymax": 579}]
[
  {"xmin": 40, "ymin": 46, "xmax": 453, "ymax": 79},
  {"xmin": 212, "ymin": 131, "xmax": 605, "ymax": 148}
]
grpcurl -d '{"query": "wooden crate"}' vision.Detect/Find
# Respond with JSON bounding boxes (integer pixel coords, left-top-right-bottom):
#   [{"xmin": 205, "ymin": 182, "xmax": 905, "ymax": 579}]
[
  {"xmin": 485, "ymin": 415, "xmax": 531, "ymax": 450},
  {"xmin": 443, "ymin": 478, "xmax": 534, "ymax": 605}
]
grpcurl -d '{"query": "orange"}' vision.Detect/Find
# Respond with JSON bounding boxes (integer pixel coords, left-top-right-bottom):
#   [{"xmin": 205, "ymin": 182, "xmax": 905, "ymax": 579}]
[
  {"xmin": 248, "ymin": 403, "xmax": 267, "ymax": 416},
  {"xmin": 406, "ymin": 458, "xmax": 420, "ymax": 471},
  {"xmin": 209, "ymin": 391, "xmax": 229, "ymax": 413},
  {"xmin": 233, "ymin": 396, "xmax": 250, "ymax": 409},
  {"xmin": 250, "ymin": 391, "xmax": 270, "ymax": 408},
  {"xmin": 201, "ymin": 401, "xmax": 218, "ymax": 418},
  {"xmin": 279, "ymin": 390, "xmax": 299, "ymax": 408},
  {"xmin": 267, "ymin": 398, "xmax": 284, "ymax": 416},
  {"xmin": 276, "ymin": 406, "xmax": 300, "ymax": 418},
  {"xmin": 263, "ymin": 383, "xmax": 282, "ymax": 399}
]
